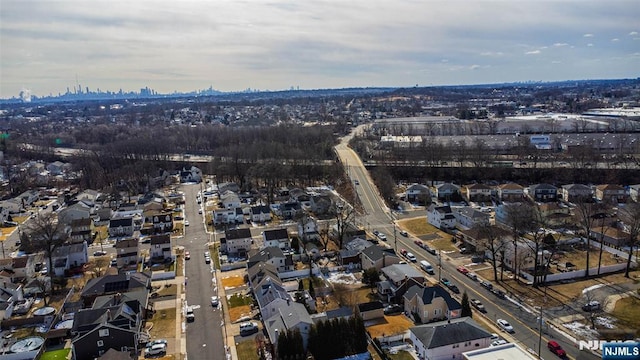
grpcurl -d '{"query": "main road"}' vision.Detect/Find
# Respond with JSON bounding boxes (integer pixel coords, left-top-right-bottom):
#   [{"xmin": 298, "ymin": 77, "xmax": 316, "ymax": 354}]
[
  {"xmin": 182, "ymin": 184, "xmax": 226, "ymax": 360},
  {"xmin": 335, "ymin": 126, "xmax": 598, "ymax": 360}
]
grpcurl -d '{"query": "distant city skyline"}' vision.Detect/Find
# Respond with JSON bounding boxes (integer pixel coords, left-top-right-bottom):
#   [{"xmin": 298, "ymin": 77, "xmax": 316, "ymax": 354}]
[{"xmin": 1, "ymin": 0, "xmax": 639, "ymax": 99}]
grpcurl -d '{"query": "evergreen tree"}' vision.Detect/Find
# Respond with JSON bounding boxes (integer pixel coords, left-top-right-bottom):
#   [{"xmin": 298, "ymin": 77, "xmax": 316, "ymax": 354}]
[
  {"xmin": 308, "ymin": 277, "xmax": 316, "ymax": 299},
  {"xmin": 461, "ymin": 291, "xmax": 472, "ymax": 318}
]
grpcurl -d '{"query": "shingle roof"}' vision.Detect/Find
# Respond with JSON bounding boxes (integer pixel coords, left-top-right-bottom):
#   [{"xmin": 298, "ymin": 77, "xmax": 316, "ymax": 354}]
[
  {"xmin": 410, "ymin": 317, "xmax": 492, "ymax": 349},
  {"xmin": 225, "ymin": 228, "xmax": 252, "ymax": 240},
  {"xmin": 382, "ymin": 264, "xmax": 424, "ymax": 283},
  {"xmin": 263, "ymin": 228, "xmax": 289, "ymax": 241},
  {"xmin": 403, "ymin": 285, "xmax": 461, "ymax": 310}
]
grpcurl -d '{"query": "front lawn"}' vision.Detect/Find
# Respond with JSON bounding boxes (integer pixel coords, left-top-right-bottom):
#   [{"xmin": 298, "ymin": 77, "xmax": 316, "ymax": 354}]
[
  {"xmin": 236, "ymin": 339, "xmax": 260, "ymax": 360},
  {"xmin": 40, "ymin": 349, "xmax": 71, "ymax": 360},
  {"xmin": 149, "ymin": 307, "xmax": 177, "ymax": 339},
  {"xmin": 612, "ymin": 296, "xmax": 640, "ymax": 337}
]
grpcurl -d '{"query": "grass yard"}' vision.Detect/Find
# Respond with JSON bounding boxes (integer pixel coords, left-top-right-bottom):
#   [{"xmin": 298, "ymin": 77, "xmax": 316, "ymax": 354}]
[
  {"xmin": 149, "ymin": 307, "xmax": 177, "ymax": 339},
  {"xmin": 557, "ymin": 247, "xmax": 622, "ymax": 271},
  {"xmin": 387, "ymin": 350, "xmax": 415, "ymax": 360},
  {"xmin": 40, "ymin": 349, "xmax": 71, "ymax": 360},
  {"xmin": 612, "ymin": 296, "xmax": 640, "ymax": 337},
  {"xmin": 229, "ymin": 305, "xmax": 252, "ymax": 322},
  {"xmin": 366, "ymin": 315, "xmax": 413, "ymax": 338},
  {"xmin": 221, "ymin": 276, "xmax": 246, "ymax": 288},
  {"xmin": 210, "ymin": 243, "xmax": 221, "ymax": 269},
  {"xmin": 235, "ymin": 339, "xmax": 260, "ymax": 360},
  {"xmin": 397, "ymin": 217, "xmax": 437, "ymax": 235},
  {"xmin": 429, "ymin": 236, "xmax": 457, "ymax": 252},
  {"xmin": 156, "ymin": 283, "xmax": 178, "ymax": 297},
  {"xmin": 228, "ymin": 293, "xmax": 253, "ymax": 307}
]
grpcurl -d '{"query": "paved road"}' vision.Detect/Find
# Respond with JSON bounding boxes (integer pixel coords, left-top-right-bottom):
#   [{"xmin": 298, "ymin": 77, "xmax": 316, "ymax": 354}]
[
  {"xmin": 335, "ymin": 126, "xmax": 599, "ymax": 360},
  {"xmin": 182, "ymin": 184, "xmax": 226, "ymax": 360}
]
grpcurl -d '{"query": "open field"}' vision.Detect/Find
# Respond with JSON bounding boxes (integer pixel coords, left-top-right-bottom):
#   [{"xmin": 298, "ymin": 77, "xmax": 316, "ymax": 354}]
[
  {"xmin": 366, "ymin": 315, "xmax": 413, "ymax": 338},
  {"xmin": 149, "ymin": 307, "xmax": 177, "ymax": 339},
  {"xmin": 221, "ymin": 276, "xmax": 245, "ymax": 288}
]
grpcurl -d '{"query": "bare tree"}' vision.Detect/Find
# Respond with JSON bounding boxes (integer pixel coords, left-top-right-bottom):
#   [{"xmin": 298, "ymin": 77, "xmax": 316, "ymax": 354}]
[
  {"xmin": 22, "ymin": 212, "xmax": 69, "ymax": 305},
  {"xmin": 573, "ymin": 196, "xmax": 600, "ymax": 278},
  {"xmin": 476, "ymin": 224, "xmax": 509, "ymax": 282},
  {"xmin": 618, "ymin": 203, "xmax": 640, "ymax": 278},
  {"xmin": 504, "ymin": 202, "xmax": 535, "ymax": 283},
  {"xmin": 329, "ymin": 202, "xmax": 356, "ymax": 250}
]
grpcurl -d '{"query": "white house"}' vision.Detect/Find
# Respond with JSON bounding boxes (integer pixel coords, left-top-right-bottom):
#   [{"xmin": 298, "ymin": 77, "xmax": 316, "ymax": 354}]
[
  {"xmin": 224, "ymin": 228, "xmax": 253, "ymax": 256},
  {"xmin": 409, "ymin": 317, "xmax": 493, "ymax": 360},
  {"xmin": 454, "ymin": 207, "xmax": 491, "ymax": 229},
  {"xmin": 250, "ymin": 205, "xmax": 272, "ymax": 223},
  {"xmin": 427, "ymin": 205, "xmax": 457, "ymax": 229},
  {"xmin": 262, "ymin": 228, "xmax": 291, "ymax": 251},
  {"xmin": 149, "ymin": 234, "xmax": 172, "ymax": 261},
  {"xmin": 213, "ymin": 207, "xmax": 243, "ymax": 225},
  {"xmin": 51, "ymin": 241, "xmax": 88, "ymax": 276},
  {"xmin": 220, "ymin": 191, "xmax": 241, "ymax": 209}
]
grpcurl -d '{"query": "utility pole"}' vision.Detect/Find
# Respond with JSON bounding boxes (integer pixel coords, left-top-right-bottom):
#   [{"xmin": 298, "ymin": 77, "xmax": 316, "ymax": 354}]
[
  {"xmin": 537, "ymin": 283, "xmax": 548, "ymax": 358},
  {"xmin": 393, "ymin": 224, "xmax": 397, "ymax": 254},
  {"xmin": 438, "ymin": 249, "xmax": 442, "ymax": 283}
]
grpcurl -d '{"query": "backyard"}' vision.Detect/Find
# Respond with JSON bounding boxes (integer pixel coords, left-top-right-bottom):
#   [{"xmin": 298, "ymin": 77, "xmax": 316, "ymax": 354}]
[{"xmin": 366, "ymin": 314, "xmax": 413, "ymax": 338}]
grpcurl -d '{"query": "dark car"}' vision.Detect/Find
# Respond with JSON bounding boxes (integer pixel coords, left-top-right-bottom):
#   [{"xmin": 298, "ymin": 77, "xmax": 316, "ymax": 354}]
[
  {"xmin": 423, "ymin": 245, "xmax": 437, "ymax": 255},
  {"xmin": 384, "ymin": 304, "xmax": 403, "ymax": 315},
  {"xmin": 480, "ymin": 281, "xmax": 493, "ymax": 291},
  {"xmin": 400, "ymin": 230, "xmax": 408, "ymax": 237},
  {"xmin": 448, "ymin": 285, "xmax": 460, "ymax": 294},
  {"xmin": 582, "ymin": 301, "xmax": 600, "ymax": 312}
]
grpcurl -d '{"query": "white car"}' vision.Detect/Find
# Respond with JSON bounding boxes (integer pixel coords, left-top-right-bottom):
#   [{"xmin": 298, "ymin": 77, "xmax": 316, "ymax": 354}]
[
  {"xmin": 497, "ymin": 319, "xmax": 514, "ymax": 333},
  {"xmin": 491, "ymin": 339, "xmax": 508, "ymax": 347},
  {"xmin": 184, "ymin": 220, "xmax": 190, "ymax": 226},
  {"xmin": 405, "ymin": 252, "xmax": 417, "ymax": 262},
  {"xmin": 239, "ymin": 322, "xmax": 258, "ymax": 336},
  {"xmin": 145, "ymin": 343, "xmax": 166, "ymax": 357},
  {"xmin": 211, "ymin": 296, "xmax": 219, "ymax": 307}
]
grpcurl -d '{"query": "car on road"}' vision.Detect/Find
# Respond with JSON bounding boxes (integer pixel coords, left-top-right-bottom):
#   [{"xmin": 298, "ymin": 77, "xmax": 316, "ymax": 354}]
[
  {"xmin": 93, "ymin": 250, "xmax": 107, "ymax": 257},
  {"xmin": 373, "ymin": 230, "xmax": 379, "ymax": 236},
  {"xmin": 400, "ymin": 249, "xmax": 408, "ymax": 256},
  {"xmin": 470, "ymin": 298, "xmax": 486, "ymax": 312},
  {"xmin": 480, "ymin": 280, "xmax": 493, "ymax": 291},
  {"xmin": 582, "ymin": 300, "xmax": 600, "ymax": 312},
  {"xmin": 492, "ymin": 289, "xmax": 506, "ymax": 299},
  {"xmin": 423, "ymin": 245, "xmax": 437, "ymax": 255},
  {"xmin": 239, "ymin": 322, "xmax": 259, "ymax": 336},
  {"xmin": 400, "ymin": 230, "xmax": 408, "ymax": 237},
  {"xmin": 383, "ymin": 304, "xmax": 403, "ymax": 315},
  {"xmin": 184, "ymin": 220, "xmax": 190, "ymax": 226},
  {"xmin": 186, "ymin": 306, "xmax": 195, "ymax": 322},
  {"xmin": 40, "ymin": 266, "xmax": 48, "ymax": 275},
  {"xmin": 405, "ymin": 252, "xmax": 417, "ymax": 262},
  {"xmin": 377, "ymin": 233, "xmax": 387, "ymax": 241},
  {"xmin": 547, "ymin": 340, "xmax": 567, "ymax": 357},
  {"xmin": 145, "ymin": 343, "xmax": 167, "ymax": 357},
  {"xmin": 466, "ymin": 272, "xmax": 478, "ymax": 281},
  {"xmin": 414, "ymin": 240, "xmax": 422, "ymax": 247},
  {"xmin": 204, "ymin": 256, "xmax": 211, "ymax": 264},
  {"xmin": 491, "ymin": 340, "xmax": 508, "ymax": 347},
  {"xmin": 110, "ymin": 258, "xmax": 117, "ymax": 267},
  {"xmin": 448, "ymin": 284, "xmax": 460, "ymax": 294},
  {"xmin": 354, "ymin": 180, "xmax": 360, "ymax": 185},
  {"xmin": 211, "ymin": 296, "xmax": 219, "ymax": 307},
  {"xmin": 497, "ymin": 319, "xmax": 514, "ymax": 333},
  {"xmin": 184, "ymin": 251, "xmax": 190, "ymax": 260},
  {"xmin": 456, "ymin": 266, "xmax": 469, "ymax": 275},
  {"xmin": 440, "ymin": 278, "xmax": 451, "ymax": 287},
  {"xmin": 198, "ymin": 208, "xmax": 202, "ymax": 214}
]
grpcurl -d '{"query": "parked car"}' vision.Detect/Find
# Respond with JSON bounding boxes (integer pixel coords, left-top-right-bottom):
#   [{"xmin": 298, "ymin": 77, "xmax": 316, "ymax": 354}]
[
  {"xmin": 186, "ymin": 306, "xmax": 195, "ymax": 322},
  {"xmin": 456, "ymin": 266, "xmax": 469, "ymax": 275},
  {"xmin": 414, "ymin": 240, "xmax": 422, "ymax": 247},
  {"xmin": 377, "ymin": 233, "xmax": 387, "ymax": 241},
  {"xmin": 145, "ymin": 343, "xmax": 166, "ymax": 357},
  {"xmin": 497, "ymin": 319, "xmax": 514, "ymax": 333},
  {"xmin": 93, "ymin": 250, "xmax": 107, "ymax": 257},
  {"xmin": 480, "ymin": 281, "xmax": 493, "ymax": 291},
  {"xmin": 547, "ymin": 340, "xmax": 567, "ymax": 357},
  {"xmin": 384, "ymin": 304, "xmax": 403, "ymax": 315},
  {"xmin": 470, "ymin": 298, "xmax": 486, "ymax": 312},
  {"xmin": 400, "ymin": 230, "xmax": 408, "ymax": 237},
  {"xmin": 373, "ymin": 230, "xmax": 379, "ymax": 236},
  {"xmin": 211, "ymin": 296, "xmax": 219, "ymax": 307},
  {"xmin": 110, "ymin": 258, "xmax": 117, "ymax": 267},
  {"xmin": 184, "ymin": 220, "xmax": 190, "ymax": 226},
  {"xmin": 354, "ymin": 180, "xmax": 360, "ymax": 185},
  {"xmin": 492, "ymin": 289, "xmax": 506, "ymax": 299},
  {"xmin": 184, "ymin": 251, "xmax": 190, "ymax": 260},
  {"xmin": 582, "ymin": 301, "xmax": 601, "ymax": 312},
  {"xmin": 146, "ymin": 339, "xmax": 168, "ymax": 348},
  {"xmin": 204, "ymin": 256, "xmax": 211, "ymax": 264},
  {"xmin": 440, "ymin": 278, "xmax": 451, "ymax": 287},
  {"xmin": 423, "ymin": 245, "xmax": 437, "ymax": 255},
  {"xmin": 448, "ymin": 284, "xmax": 460, "ymax": 294},
  {"xmin": 400, "ymin": 248, "xmax": 408, "ymax": 256},
  {"xmin": 405, "ymin": 252, "xmax": 417, "ymax": 262},
  {"xmin": 491, "ymin": 340, "xmax": 508, "ymax": 347},
  {"xmin": 239, "ymin": 322, "xmax": 259, "ymax": 336},
  {"xmin": 466, "ymin": 272, "xmax": 478, "ymax": 281}
]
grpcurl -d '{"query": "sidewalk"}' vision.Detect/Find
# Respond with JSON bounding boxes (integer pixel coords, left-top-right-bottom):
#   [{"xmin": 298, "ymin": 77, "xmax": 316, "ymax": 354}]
[{"xmin": 213, "ymin": 256, "xmax": 238, "ymax": 360}]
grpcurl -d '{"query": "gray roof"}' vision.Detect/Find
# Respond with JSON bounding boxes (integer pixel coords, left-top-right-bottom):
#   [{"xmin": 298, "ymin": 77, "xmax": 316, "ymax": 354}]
[
  {"xmin": 361, "ymin": 245, "xmax": 397, "ymax": 263},
  {"xmin": 248, "ymin": 247, "xmax": 285, "ymax": 264},
  {"xmin": 456, "ymin": 207, "xmax": 490, "ymax": 220},
  {"xmin": 325, "ymin": 306, "xmax": 353, "ymax": 320},
  {"xmin": 381, "ymin": 263, "xmax": 424, "ymax": 284},
  {"xmin": 263, "ymin": 228, "xmax": 289, "ymax": 241},
  {"xmin": 247, "ymin": 262, "xmax": 280, "ymax": 287},
  {"xmin": 403, "ymin": 285, "xmax": 461, "ymax": 310},
  {"xmin": 410, "ymin": 317, "xmax": 493, "ymax": 349},
  {"xmin": 81, "ymin": 272, "xmax": 151, "ymax": 299},
  {"xmin": 264, "ymin": 301, "xmax": 313, "ymax": 342},
  {"xmin": 225, "ymin": 228, "xmax": 252, "ymax": 240},
  {"xmin": 255, "ymin": 280, "xmax": 290, "ymax": 310}
]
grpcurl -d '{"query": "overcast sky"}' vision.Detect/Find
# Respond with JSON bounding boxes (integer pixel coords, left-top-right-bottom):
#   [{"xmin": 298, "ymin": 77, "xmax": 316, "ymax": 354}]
[{"xmin": 1, "ymin": 0, "xmax": 638, "ymax": 98}]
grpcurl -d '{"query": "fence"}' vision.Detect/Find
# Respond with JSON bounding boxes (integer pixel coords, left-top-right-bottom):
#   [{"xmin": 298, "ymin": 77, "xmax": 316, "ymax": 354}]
[
  {"xmin": 151, "ymin": 270, "xmax": 176, "ymax": 281},
  {"xmin": 521, "ymin": 262, "xmax": 634, "ymax": 284}
]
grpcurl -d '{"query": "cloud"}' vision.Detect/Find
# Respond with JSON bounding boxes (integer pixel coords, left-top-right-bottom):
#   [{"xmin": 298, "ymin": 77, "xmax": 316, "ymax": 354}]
[
  {"xmin": 629, "ymin": 31, "xmax": 638, "ymax": 35},
  {"xmin": 611, "ymin": 38, "xmax": 620, "ymax": 42},
  {"xmin": 587, "ymin": 43, "xmax": 594, "ymax": 47},
  {"xmin": 553, "ymin": 43, "xmax": 569, "ymax": 47},
  {"xmin": 525, "ymin": 50, "xmax": 541, "ymax": 55},
  {"xmin": 470, "ymin": 64, "xmax": 481, "ymax": 70},
  {"xmin": 583, "ymin": 33, "xmax": 594, "ymax": 37}
]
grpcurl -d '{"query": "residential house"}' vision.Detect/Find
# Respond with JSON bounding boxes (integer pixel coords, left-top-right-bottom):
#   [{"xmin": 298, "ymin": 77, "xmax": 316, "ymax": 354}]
[
  {"xmin": 70, "ymin": 217, "xmax": 94, "ymax": 244},
  {"xmin": 309, "ymin": 194, "xmax": 332, "ymax": 215},
  {"xmin": 262, "ymin": 228, "xmax": 291, "ymax": 251},
  {"xmin": 589, "ymin": 225, "xmax": 629, "ymax": 247},
  {"xmin": 149, "ymin": 234, "xmax": 172, "ymax": 262},
  {"xmin": 528, "ymin": 183, "xmax": 558, "ymax": 202},
  {"xmin": 247, "ymin": 262, "xmax": 280, "ymax": 289},
  {"xmin": 72, "ymin": 290, "xmax": 148, "ymax": 360},
  {"xmin": 51, "ymin": 241, "xmax": 88, "ymax": 276},
  {"xmin": 224, "ymin": 228, "xmax": 253, "ymax": 257},
  {"xmin": 217, "ymin": 182, "xmax": 240, "ymax": 195},
  {"xmin": 47, "ymin": 161, "xmax": 70, "ymax": 176},
  {"xmin": 629, "ymin": 184, "xmax": 640, "ymax": 202},
  {"xmin": 6, "ymin": 256, "xmax": 35, "ymax": 282},
  {"xmin": 280, "ymin": 202, "xmax": 302, "ymax": 219},
  {"xmin": 250, "ymin": 205, "xmax": 272, "ymax": 223},
  {"xmin": 247, "ymin": 247, "xmax": 294, "ymax": 273},
  {"xmin": 80, "ymin": 272, "xmax": 151, "ymax": 308},
  {"xmin": 108, "ymin": 217, "xmax": 135, "ymax": 238},
  {"xmin": 264, "ymin": 301, "xmax": 314, "ymax": 351},
  {"xmin": 560, "ymin": 184, "xmax": 593, "ymax": 203},
  {"xmin": 114, "ymin": 238, "xmax": 139, "ymax": 270},
  {"xmin": 58, "ymin": 201, "xmax": 93, "ymax": 225},
  {"xmin": 0, "ymin": 282, "xmax": 23, "ymax": 319},
  {"xmin": 427, "ymin": 205, "xmax": 457, "ymax": 230},
  {"xmin": 213, "ymin": 207, "xmax": 243, "ymax": 225},
  {"xmin": 180, "ymin": 166, "xmax": 202, "ymax": 183},
  {"xmin": 220, "ymin": 191, "xmax": 241, "ymax": 209},
  {"xmin": 454, "ymin": 207, "xmax": 491, "ymax": 229},
  {"xmin": 403, "ymin": 285, "xmax": 462, "ymax": 323},
  {"xmin": 405, "ymin": 184, "xmax": 431, "ymax": 204},
  {"xmin": 76, "ymin": 189, "xmax": 103, "ymax": 204},
  {"xmin": 0, "ymin": 199, "xmax": 22, "ymax": 214},
  {"xmin": 595, "ymin": 184, "xmax": 628, "ymax": 204},
  {"xmin": 409, "ymin": 317, "xmax": 493, "ymax": 360},
  {"xmin": 0, "ymin": 206, "xmax": 10, "ymax": 225},
  {"xmin": 311, "ymin": 306, "xmax": 353, "ymax": 325},
  {"xmin": 434, "ymin": 183, "xmax": 461, "ymax": 202},
  {"xmin": 463, "ymin": 184, "xmax": 492, "ymax": 203},
  {"xmin": 254, "ymin": 279, "xmax": 292, "ymax": 320},
  {"xmin": 142, "ymin": 210, "xmax": 173, "ymax": 234},
  {"xmin": 360, "ymin": 245, "xmax": 401, "ymax": 271},
  {"xmin": 357, "ymin": 301, "xmax": 385, "ymax": 321},
  {"xmin": 377, "ymin": 264, "xmax": 426, "ymax": 300},
  {"xmin": 537, "ymin": 203, "xmax": 572, "ymax": 227},
  {"xmin": 17, "ymin": 189, "xmax": 40, "ymax": 208},
  {"xmin": 497, "ymin": 183, "xmax": 525, "ymax": 202}
]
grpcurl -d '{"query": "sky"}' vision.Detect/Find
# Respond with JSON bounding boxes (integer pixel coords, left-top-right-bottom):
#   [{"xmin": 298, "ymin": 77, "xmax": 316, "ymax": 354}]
[{"xmin": 1, "ymin": 0, "xmax": 639, "ymax": 98}]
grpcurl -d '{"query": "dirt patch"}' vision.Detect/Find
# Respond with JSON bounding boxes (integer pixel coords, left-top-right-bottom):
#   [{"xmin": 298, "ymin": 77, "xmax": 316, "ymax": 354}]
[
  {"xmin": 221, "ymin": 276, "xmax": 246, "ymax": 288},
  {"xmin": 149, "ymin": 307, "xmax": 177, "ymax": 339},
  {"xmin": 397, "ymin": 217, "xmax": 437, "ymax": 235},
  {"xmin": 419, "ymin": 234, "xmax": 441, "ymax": 241},
  {"xmin": 229, "ymin": 305, "xmax": 252, "ymax": 322},
  {"xmin": 366, "ymin": 315, "xmax": 413, "ymax": 338}
]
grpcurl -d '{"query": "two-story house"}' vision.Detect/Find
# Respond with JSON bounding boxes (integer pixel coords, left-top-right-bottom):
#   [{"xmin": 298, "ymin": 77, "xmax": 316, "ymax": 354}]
[
  {"xmin": 406, "ymin": 184, "xmax": 431, "ymax": 204},
  {"xmin": 109, "ymin": 217, "xmax": 135, "ymax": 239},
  {"xmin": 560, "ymin": 184, "xmax": 593, "ymax": 203},
  {"xmin": 434, "ymin": 183, "xmax": 461, "ymax": 202},
  {"xmin": 360, "ymin": 246, "xmax": 401, "ymax": 271},
  {"xmin": 409, "ymin": 317, "xmax": 493, "ymax": 360},
  {"xmin": 403, "ymin": 285, "xmax": 462, "ymax": 323},
  {"xmin": 595, "ymin": 184, "xmax": 627, "ymax": 204},
  {"xmin": 220, "ymin": 191, "xmax": 241, "ymax": 209},
  {"xmin": 58, "ymin": 201, "xmax": 93, "ymax": 226},
  {"xmin": 262, "ymin": 228, "xmax": 291, "ymax": 251},
  {"xmin": 142, "ymin": 210, "xmax": 173, "ymax": 235},
  {"xmin": 213, "ymin": 207, "xmax": 244, "ymax": 225},
  {"xmin": 254, "ymin": 278, "xmax": 293, "ymax": 321},
  {"xmin": 114, "ymin": 238, "xmax": 139, "ymax": 270},
  {"xmin": 70, "ymin": 218, "xmax": 94, "ymax": 244},
  {"xmin": 149, "ymin": 234, "xmax": 172, "ymax": 262},
  {"xmin": 224, "ymin": 228, "xmax": 253, "ymax": 257},
  {"xmin": 377, "ymin": 264, "xmax": 425, "ymax": 301},
  {"xmin": 528, "ymin": 183, "xmax": 558, "ymax": 202},
  {"xmin": 250, "ymin": 205, "xmax": 272, "ymax": 223},
  {"xmin": 497, "ymin": 183, "xmax": 525, "ymax": 202},
  {"xmin": 264, "ymin": 301, "xmax": 314, "ymax": 352},
  {"xmin": 427, "ymin": 205, "xmax": 456, "ymax": 230},
  {"xmin": 463, "ymin": 183, "xmax": 492, "ymax": 203},
  {"xmin": 52, "ymin": 241, "xmax": 88, "ymax": 276},
  {"xmin": 454, "ymin": 207, "xmax": 491, "ymax": 229},
  {"xmin": 247, "ymin": 247, "xmax": 294, "ymax": 273}
]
